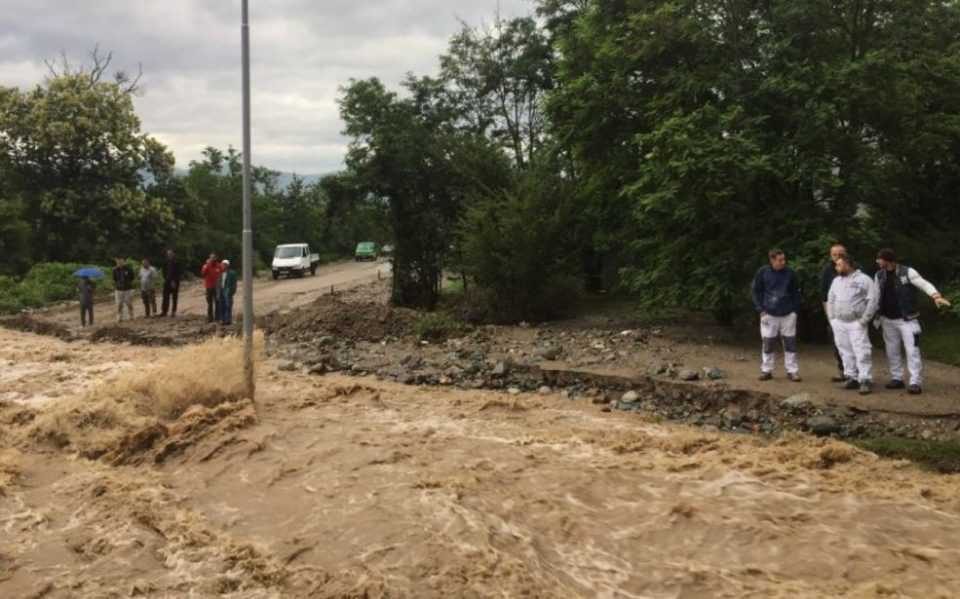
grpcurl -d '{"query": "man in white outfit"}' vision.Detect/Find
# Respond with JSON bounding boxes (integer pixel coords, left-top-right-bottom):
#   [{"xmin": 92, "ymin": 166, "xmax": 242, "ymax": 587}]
[
  {"xmin": 874, "ymin": 248, "xmax": 951, "ymax": 395},
  {"xmin": 827, "ymin": 255, "xmax": 879, "ymax": 395}
]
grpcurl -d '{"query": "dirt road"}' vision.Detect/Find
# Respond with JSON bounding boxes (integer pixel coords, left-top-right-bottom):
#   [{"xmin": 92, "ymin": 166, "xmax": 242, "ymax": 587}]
[
  {"xmin": 42, "ymin": 259, "xmax": 389, "ymax": 329},
  {"xmin": 2, "ymin": 326, "xmax": 959, "ymax": 597}
]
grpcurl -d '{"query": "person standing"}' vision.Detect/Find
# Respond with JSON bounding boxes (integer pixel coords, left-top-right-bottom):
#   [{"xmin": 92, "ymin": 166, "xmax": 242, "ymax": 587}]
[
  {"xmin": 820, "ymin": 242, "xmax": 849, "ymax": 382},
  {"xmin": 78, "ymin": 276, "xmax": 95, "ymax": 327},
  {"xmin": 751, "ymin": 249, "xmax": 803, "ymax": 382},
  {"xmin": 112, "ymin": 257, "xmax": 135, "ymax": 322},
  {"xmin": 218, "ymin": 260, "xmax": 238, "ymax": 325},
  {"xmin": 161, "ymin": 249, "xmax": 182, "ymax": 317},
  {"xmin": 827, "ymin": 255, "xmax": 879, "ymax": 395},
  {"xmin": 874, "ymin": 248, "xmax": 952, "ymax": 394},
  {"xmin": 139, "ymin": 258, "xmax": 159, "ymax": 317},
  {"xmin": 201, "ymin": 253, "xmax": 222, "ymax": 323}
]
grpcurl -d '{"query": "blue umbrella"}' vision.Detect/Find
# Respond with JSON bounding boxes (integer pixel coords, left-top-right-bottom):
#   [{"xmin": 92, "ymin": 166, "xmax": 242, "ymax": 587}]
[{"xmin": 73, "ymin": 267, "xmax": 105, "ymax": 279}]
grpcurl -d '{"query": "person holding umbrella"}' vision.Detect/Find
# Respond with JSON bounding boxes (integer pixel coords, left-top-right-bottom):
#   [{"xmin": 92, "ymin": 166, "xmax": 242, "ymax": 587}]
[{"xmin": 73, "ymin": 266, "xmax": 103, "ymax": 327}]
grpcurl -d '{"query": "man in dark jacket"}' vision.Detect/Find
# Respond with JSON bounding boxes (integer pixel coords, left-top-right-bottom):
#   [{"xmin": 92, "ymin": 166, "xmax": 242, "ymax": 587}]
[
  {"xmin": 78, "ymin": 276, "xmax": 95, "ymax": 327},
  {"xmin": 161, "ymin": 249, "xmax": 182, "ymax": 317},
  {"xmin": 820, "ymin": 242, "xmax": 848, "ymax": 382},
  {"xmin": 217, "ymin": 260, "xmax": 238, "ymax": 325},
  {"xmin": 874, "ymin": 248, "xmax": 952, "ymax": 394},
  {"xmin": 112, "ymin": 257, "xmax": 136, "ymax": 322},
  {"xmin": 752, "ymin": 249, "xmax": 803, "ymax": 382}
]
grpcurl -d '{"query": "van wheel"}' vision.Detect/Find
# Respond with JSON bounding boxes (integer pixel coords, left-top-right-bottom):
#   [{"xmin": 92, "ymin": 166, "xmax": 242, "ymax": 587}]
[
  {"xmin": 310, "ymin": 266, "xmax": 316, "ymax": 276},
  {"xmin": 272, "ymin": 271, "xmax": 279, "ymax": 280}
]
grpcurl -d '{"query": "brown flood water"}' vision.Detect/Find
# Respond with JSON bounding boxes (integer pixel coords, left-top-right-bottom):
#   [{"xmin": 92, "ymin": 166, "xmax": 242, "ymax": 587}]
[{"xmin": 2, "ymin": 328, "xmax": 960, "ymax": 597}]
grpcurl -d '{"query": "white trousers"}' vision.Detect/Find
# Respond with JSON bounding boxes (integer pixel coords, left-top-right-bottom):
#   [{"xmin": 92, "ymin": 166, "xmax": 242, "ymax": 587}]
[
  {"xmin": 831, "ymin": 319, "xmax": 872, "ymax": 382},
  {"xmin": 760, "ymin": 312, "xmax": 799, "ymax": 374},
  {"xmin": 115, "ymin": 290, "xmax": 134, "ymax": 321},
  {"xmin": 880, "ymin": 317, "xmax": 923, "ymax": 386}
]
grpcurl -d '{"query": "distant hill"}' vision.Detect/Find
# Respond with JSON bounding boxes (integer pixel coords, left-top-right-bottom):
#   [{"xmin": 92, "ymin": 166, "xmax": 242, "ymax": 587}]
[{"xmin": 171, "ymin": 168, "xmax": 328, "ymax": 189}]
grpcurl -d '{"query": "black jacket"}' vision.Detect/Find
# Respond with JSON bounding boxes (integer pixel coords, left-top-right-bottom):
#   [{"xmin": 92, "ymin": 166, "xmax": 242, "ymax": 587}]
[
  {"xmin": 751, "ymin": 266, "xmax": 802, "ymax": 316},
  {"xmin": 163, "ymin": 258, "xmax": 182, "ymax": 285},
  {"xmin": 819, "ymin": 261, "xmax": 837, "ymax": 303},
  {"xmin": 112, "ymin": 265, "xmax": 135, "ymax": 291}
]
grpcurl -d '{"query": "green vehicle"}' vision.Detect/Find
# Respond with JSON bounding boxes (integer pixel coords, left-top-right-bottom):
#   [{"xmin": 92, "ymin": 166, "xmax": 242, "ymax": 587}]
[{"xmin": 354, "ymin": 241, "xmax": 379, "ymax": 261}]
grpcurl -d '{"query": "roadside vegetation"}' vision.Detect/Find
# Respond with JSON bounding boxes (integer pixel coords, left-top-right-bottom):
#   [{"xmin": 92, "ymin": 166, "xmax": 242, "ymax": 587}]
[{"xmin": 3, "ymin": 2, "xmax": 960, "ymax": 349}]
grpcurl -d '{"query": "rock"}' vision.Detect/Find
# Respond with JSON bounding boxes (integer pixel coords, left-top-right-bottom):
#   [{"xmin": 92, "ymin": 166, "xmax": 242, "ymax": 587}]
[
  {"xmin": 277, "ymin": 360, "xmax": 297, "ymax": 372},
  {"xmin": 538, "ymin": 385, "xmax": 552, "ymax": 396},
  {"xmin": 781, "ymin": 393, "xmax": 813, "ymax": 411},
  {"xmin": 702, "ymin": 367, "xmax": 725, "ymax": 380},
  {"xmin": 400, "ymin": 354, "xmax": 422, "ymax": 369},
  {"xmin": 507, "ymin": 387, "xmax": 521, "ymax": 395},
  {"xmin": 535, "ymin": 346, "xmax": 562, "ymax": 360},
  {"xmin": 920, "ymin": 429, "xmax": 935, "ymax": 440},
  {"xmin": 439, "ymin": 376, "xmax": 453, "ymax": 385},
  {"xmin": 317, "ymin": 335, "xmax": 335, "ymax": 346},
  {"xmin": 807, "ymin": 416, "xmax": 840, "ymax": 436},
  {"xmin": 560, "ymin": 390, "xmax": 571, "ymax": 400},
  {"xmin": 307, "ymin": 364, "xmax": 326, "ymax": 375},
  {"xmin": 620, "ymin": 390, "xmax": 640, "ymax": 403},
  {"xmin": 679, "ymin": 369, "xmax": 700, "ymax": 381},
  {"xmin": 398, "ymin": 373, "xmax": 416, "ymax": 385},
  {"xmin": 492, "ymin": 361, "xmax": 510, "ymax": 377}
]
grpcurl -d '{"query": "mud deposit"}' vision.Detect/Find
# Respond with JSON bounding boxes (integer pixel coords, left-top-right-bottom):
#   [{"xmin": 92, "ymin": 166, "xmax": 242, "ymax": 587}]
[{"xmin": 2, "ymin": 328, "xmax": 960, "ymax": 597}]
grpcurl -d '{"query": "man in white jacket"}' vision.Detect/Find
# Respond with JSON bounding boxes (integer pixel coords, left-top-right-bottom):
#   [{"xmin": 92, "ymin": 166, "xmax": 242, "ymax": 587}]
[
  {"xmin": 827, "ymin": 256, "xmax": 880, "ymax": 395},
  {"xmin": 874, "ymin": 248, "xmax": 952, "ymax": 394}
]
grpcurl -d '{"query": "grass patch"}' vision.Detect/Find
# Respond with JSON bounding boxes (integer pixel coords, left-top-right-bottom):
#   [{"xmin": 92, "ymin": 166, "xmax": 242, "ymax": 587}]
[
  {"xmin": 414, "ymin": 311, "xmax": 466, "ymax": 342},
  {"xmin": 854, "ymin": 436, "xmax": 960, "ymax": 474},
  {"xmin": 921, "ymin": 316, "xmax": 960, "ymax": 367}
]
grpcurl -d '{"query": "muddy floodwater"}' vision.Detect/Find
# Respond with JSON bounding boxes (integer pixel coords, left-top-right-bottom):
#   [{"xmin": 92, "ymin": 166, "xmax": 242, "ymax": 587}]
[{"xmin": 1, "ymin": 327, "xmax": 960, "ymax": 598}]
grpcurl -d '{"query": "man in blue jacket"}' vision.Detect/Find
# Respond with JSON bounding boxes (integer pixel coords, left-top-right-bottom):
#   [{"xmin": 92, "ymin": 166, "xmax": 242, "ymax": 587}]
[{"xmin": 752, "ymin": 249, "xmax": 803, "ymax": 382}]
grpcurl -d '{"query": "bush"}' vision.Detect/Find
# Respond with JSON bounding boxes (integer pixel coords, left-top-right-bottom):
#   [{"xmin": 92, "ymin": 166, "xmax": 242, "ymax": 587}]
[
  {"xmin": 414, "ymin": 311, "xmax": 465, "ymax": 342},
  {"xmin": 0, "ymin": 262, "xmax": 117, "ymax": 314},
  {"xmin": 455, "ymin": 163, "xmax": 582, "ymax": 323}
]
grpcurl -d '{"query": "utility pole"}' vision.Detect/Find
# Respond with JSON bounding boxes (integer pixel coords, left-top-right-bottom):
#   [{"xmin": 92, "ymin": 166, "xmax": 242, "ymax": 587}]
[{"xmin": 241, "ymin": 0, "xmax": 256, "ymax": 403}]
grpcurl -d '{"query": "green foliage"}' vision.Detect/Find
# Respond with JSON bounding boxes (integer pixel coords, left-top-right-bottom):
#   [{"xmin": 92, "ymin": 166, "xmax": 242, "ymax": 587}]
[
  {"xmin": 339, "ymin": 76, "xmax": 514, "ymax": 309},
  {"xmin": 541, "ymin": 0, "xmax": 960, "ymax": 319},
  {"xmin": 456, "ymin": 160, "xmax": 583, "ymax": 322},
  {"xmin": 414, "ymin": 311, "xmax": 466, "ymax": 342},
  {"xmin": 0, "ymin": 70, "xmax": 182, "ymax": 263},
  {"xmin": 854, "ymin": 437, "xmax": 960, "ymax": 474},
  {"xmin": 0, "ymin": 262, "xmax": 115, "ymax": 314}
]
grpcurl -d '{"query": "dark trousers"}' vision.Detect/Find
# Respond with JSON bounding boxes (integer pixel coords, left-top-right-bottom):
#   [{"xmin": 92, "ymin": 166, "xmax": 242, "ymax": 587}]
[
  {"xmin": 80, "ymin": 304, "xmax": 94, "ymax": 327},
  {"xmin": 141, "ymin": 290, "xmax": 157, "ymax": 316},
  {"xmin": 161, "ymin": 282, "xmax": 179, "ymax": 316},
  {"xmin": 206, "ymin": 288, "xmax": 219, "ymax": 322},
  {"xmin": 219, "ymin": 293, "xmax": 234, "ymax": 325}
]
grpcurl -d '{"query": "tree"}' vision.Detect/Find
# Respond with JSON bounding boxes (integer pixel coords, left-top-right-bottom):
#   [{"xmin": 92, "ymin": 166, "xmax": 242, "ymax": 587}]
[
  {"xmin": 339, "ymin": 77, "xmax": 511, "ymax": 308},
  {"xmin": 541, "ymin": 0, "xmax": 960, "ymax": 321},
  {"xmin": 0, "ymin": 57, "xmax": 180, "ymax": 263},
  {"xmin": 440, "ymin": 16, "xmax": 554, "ymax": 168}
]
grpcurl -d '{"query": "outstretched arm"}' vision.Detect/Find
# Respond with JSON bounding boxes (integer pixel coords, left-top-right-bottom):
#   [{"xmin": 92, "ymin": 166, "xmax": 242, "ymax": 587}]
[{"xmin": 908, "ymin": 268, "xmax": 951, "ymax": 307}]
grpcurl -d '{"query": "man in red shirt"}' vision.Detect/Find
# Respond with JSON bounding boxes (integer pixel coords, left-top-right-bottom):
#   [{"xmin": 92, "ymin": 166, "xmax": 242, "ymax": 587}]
[{"xmin": 201, "ymin": 253, "xmax": 223, "ymax": 322}]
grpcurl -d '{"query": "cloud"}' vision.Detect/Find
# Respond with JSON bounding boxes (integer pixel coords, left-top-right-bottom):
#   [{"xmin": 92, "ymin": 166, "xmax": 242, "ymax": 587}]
[{"xmin": 0, "ymin": 0, "xmax": 534, "ymax": 174}]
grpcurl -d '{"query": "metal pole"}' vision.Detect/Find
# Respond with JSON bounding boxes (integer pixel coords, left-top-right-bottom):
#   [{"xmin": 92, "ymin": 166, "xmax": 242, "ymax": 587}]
[{"xmin": 241, "ymin": 0, "xmax": 256, "ymax": 403}]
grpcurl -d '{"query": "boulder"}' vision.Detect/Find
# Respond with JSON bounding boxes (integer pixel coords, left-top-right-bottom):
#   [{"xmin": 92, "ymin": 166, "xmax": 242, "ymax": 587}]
[
  {"xmin": 781, "ymin": 393, "xmax": 813, "ymax": 412},
  {"xmin": 806, "ymin": 416, "xmax": 840, "ymax": 436}
]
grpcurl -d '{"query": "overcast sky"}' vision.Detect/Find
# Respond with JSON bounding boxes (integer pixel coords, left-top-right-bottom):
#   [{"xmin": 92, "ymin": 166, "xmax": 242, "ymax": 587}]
[{"xmin": 1, "ymin": 0, "xmax": 533, "ymax": 174}]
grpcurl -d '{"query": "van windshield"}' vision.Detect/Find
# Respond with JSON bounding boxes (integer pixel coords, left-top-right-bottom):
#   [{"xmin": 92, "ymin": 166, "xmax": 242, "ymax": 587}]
[{"xmin": 274, "ymin": 246, "xmax": 303, "ymax": 258}]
